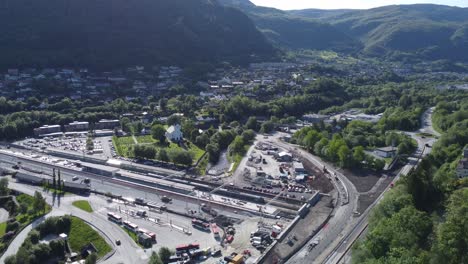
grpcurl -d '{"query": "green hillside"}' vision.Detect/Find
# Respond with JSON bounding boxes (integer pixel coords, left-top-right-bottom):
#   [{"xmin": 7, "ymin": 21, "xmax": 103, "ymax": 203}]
[
  {"xmin": 221, "ymin": 1, "xmax": 468, "ymax": 62},
  {"xmin": 0, "ymin": 0, "xmax": 275, "ymax": 69},
  {"xmin": 218, "ymin": 0, "xmax": 360, "ymax": 52},
  {"xmin": 317, "ymin": 4, "xmax": 468, "ymax": 61}
]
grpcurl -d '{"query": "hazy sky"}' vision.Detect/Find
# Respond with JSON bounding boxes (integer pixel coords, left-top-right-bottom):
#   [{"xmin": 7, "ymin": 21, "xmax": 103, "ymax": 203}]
[{"xmin": 250, "ymin": 0, "xmax": 468, "ymax": 10}]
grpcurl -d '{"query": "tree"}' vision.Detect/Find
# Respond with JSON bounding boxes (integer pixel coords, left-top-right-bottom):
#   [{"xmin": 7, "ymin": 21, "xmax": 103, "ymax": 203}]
[
  {"xmin": 245, "ymin": 116, "xmax": 259, "ymax": 131},
  {"xmin": 52, "ymin": 168, "xmax": 56, "ymax": 190},
  {"xmin": 169, "ymin": 150, "xmax": 193, "ymax": 166},
  {"xmin": 432, "ymin": 189, "xmax": 468, "ymax": 264},
  {"xmin": 167, "ymin": 115, "xmax": 181, "ymax": 126},
  {"xmin": 241, "ymin": 129, "xmax": 256, "ymax": 142},
  {"xmin": 133, "ymin": 145, "xmax": 156, "ymax": 160},
  {"xmin": 0, "ymin": 177, "xmax": 9, "ymax": 196},
  {"xmin": 29, "ymin": 229, "xmax": 40, "ymax": 244},
  {"xmin": 4, "ymin": 255, "xmax": 16, "ymax": 264},
  {"xmin": 353, "ymin": 146, "xmax": 366, "ymax": 165},
  {"xmin": 159, "ymin": 98, "xmax": 168, "ymax": 113},
  {"xmin": 229, "ymin": 136, "xmax": 245, "ymax": 155},
  {"xmin": 206, "ymin": 143, "xmax": 220, "ymax": 163},
  {"xmin": 85, "ymin": 253, "xmax": 98, "ymax": 264},
  {"xmin": 337, "ymin": 145, "xmax": 351, "ymax": 168},
  {"xmin": 158, "ymin": 247, "xmax": 173, "ymax": 263},
  {"xmin": 33, "ymin": 191, "xmax": 46, "ymax": 214},
  {"xmin": 158, "ymin": 149, "xmax": 169, "ymax": 162},
  {"xmin": 57, "ymin": 170, "xmax": 61, "ymax": 192},
  {"xmin": 149, "ymin": 252, "xmax": 163, "ymax": 264},
  {"xmin": 151, "ymin": 124, "xmax": 166, "ymax": 144},
  {"xmin": 195, "ymin": 133, "xmax": 210, "ymax": 149},
  {"xmin": 120, "ymin": 117, "xmax": 132, "ymax": 133},
  {"xmin": 260, "ymin": 121, "xmax": 274, "ymax": 134}
]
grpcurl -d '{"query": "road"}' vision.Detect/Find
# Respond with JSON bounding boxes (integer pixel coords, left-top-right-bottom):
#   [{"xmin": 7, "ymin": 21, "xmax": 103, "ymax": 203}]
[
  {"xmin": 0, "ymin": 151, "xmax": 251, "ymax": 221},
  {"xmin": 265, "ymin": 134, "xmax": 360, "ymax": 264},
  {"xmin": 323, "ymin": 107, "xmax": 439, "ymax": 264},
  {"xmin": 0, "ymin": 181, "xmax": 147, "ymax": 264}
]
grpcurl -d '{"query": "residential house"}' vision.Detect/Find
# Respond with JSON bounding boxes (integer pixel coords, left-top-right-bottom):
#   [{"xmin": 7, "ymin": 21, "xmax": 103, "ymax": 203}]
[
  {"xmin": 375, "ymin": 147, "xmax": 397, "ymax": 158},
  {"xmin": 166, "ymin": 124, "xmax": 183, "ymax": 142},
  {"xmin": 456, "ymin": 147, "xmax": 468, "ymax": 178}
]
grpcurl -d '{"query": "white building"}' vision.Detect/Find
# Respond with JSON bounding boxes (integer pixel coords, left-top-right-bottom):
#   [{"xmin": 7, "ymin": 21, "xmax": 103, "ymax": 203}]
[
  {"xmin": 375, "ymin": 147, "xmax": 397, "ymax": 158},
  {"xmin": 456, "ymin": 159, "xmax": 468, "ymax": 178},
  {"xmin": 166, "ymin": 124, "xmax": 183, "ymax": 142},
  {"xmin": 456, "ymin": 147, "xmax": 468, "ymax": 178}
]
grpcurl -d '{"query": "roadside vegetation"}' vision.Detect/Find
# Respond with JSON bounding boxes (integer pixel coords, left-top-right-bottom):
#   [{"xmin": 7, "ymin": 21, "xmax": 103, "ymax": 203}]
[
  {"xmin": 352, "ymin": 97, "xmax": 468, "ymax": 263},
  {"xmin": 3, "ymin": 215, "xmax": 111, "ymax": 264},
  {"xmin": 0, "ymin": 180, "xmax": 51, "ymax": 257},
  {"xmin": 292, "ymin": 121, "xmax": 416, "ymax": 171},
  {"xmin": 72, "ymin": 200, "xmax": 93, "ymax": 213}
]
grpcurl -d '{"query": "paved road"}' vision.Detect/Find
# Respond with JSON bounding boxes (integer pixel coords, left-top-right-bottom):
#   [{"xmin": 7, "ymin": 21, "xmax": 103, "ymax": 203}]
[
  {"xmin": 0, "ymin": 181, "xmax": 146, "ymax": 264},
  {"xmin": 0, "ymin": 151, "xmax": 247, "ymax": 221},
  {"xmin": 265, "ymin": 134, "xmax": 360, "ymax": 264},
  {"xmin": 324, "ymin": 107, "xmax": 439, "ymax": 264}
]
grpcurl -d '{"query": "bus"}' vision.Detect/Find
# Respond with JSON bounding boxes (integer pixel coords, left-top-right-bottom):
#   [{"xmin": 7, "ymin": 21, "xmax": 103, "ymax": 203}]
[
  {"xmin": 147, "ymin": 232, "xmax": 157, "ymax": 242},
  {"xmin": 123, "ymin": 221, "xmax": 138, "ymax": 232},
  {"xmin": 211, "ymin": 223, "xmax": 220, "ymax": 239},
  {"xmin": 107, "ymin": 212, "xmax": 123, "ymax": 224},
  {"xmin": 175, "ymin": 243, "xmax": 200, "ymax": 253},
  {"xmin": 137, "ymin": 228, "xmax": 149, "ymax": 234},
  {"xmin": 191, "ymin": 219, "xmax": 210, "ymax": 231}
]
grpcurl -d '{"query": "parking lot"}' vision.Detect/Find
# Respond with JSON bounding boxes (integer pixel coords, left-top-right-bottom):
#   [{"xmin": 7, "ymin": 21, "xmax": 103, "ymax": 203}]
[
  {"xmin": 18, "ymin": 135, "xmax": 104, "ymax": 155},
  {"xmin": 99, "ymin": 199, "xmax": 286, "ymax": 263}
]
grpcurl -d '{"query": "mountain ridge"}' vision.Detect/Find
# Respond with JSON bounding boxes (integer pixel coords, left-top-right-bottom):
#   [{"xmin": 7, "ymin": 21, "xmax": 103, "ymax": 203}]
[
  {"xmin": 220, "ymin": 1, "xmax": 468, "ymax": 62},
  {"xmin": 0, "ymin": 0, "xmax": 276, "ymax": 69}
]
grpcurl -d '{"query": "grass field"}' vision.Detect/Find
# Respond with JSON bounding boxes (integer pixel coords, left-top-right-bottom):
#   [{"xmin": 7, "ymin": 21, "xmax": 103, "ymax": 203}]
[
  {"xmin": 0, "ymin": 221, "xmax": 6, "ymax": 237},
  {"xmin": 113, "ymin": 135, "xmax": 205, "ymax": 164},
  {"xmin": 72, "ymin": 200, "xmax": 93, "ymax": 213},
  {"xmin": 69, "ymin": 216, "xmax": 112, "ymax": 258}
]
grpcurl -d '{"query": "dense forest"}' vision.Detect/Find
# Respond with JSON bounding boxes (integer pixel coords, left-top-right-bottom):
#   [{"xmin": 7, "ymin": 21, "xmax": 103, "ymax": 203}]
[
  {"xmin": 353, "ymin": 97, "xmax": 468, "ymax": 264},
  {"xmin": 221, "ymin": 1, "xmax": 468, "ymax": 62},
  {"xmin": 0, "ymin": 0, "xmax": 275, "ymax": 69}
]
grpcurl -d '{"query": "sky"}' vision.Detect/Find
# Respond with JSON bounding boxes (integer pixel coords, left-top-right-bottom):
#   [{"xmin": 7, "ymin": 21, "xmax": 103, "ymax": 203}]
[{"xmin": 249, "ymin": 0, "xmax": 468, "ymax": 10}]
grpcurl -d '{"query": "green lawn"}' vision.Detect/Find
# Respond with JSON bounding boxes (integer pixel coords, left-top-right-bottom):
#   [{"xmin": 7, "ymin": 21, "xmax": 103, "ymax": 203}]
[
  {"xmin": 0, "ymin": 221, "xmax": 6, "ymax": 237},
  {"xmin": 113, "ymin": 135, "xmax": 205, "ymax": 164},
  {"xmin": 72, "ymin": 200, "xmax": 93, "ymax": 213},
  {"xmin": 69, "ymin": 216, "xmax": 112, "ymax": 258}
]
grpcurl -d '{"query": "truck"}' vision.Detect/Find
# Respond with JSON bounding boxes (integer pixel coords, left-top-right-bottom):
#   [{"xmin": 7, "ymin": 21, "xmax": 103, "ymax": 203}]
[
  {"xmin": 135, "ymin": 197, "xmax": 146, "ymax": 205},
  {"xmin": 191, "ymin": 219, "xmax": 210, "ymax": 231},
  {"xmin": 136, "ymin": 210, "xmax": 147, "ymax": 217},
  {"xmin": 161, "ymin": 195, "xmax": 172, "ymax": 203}
]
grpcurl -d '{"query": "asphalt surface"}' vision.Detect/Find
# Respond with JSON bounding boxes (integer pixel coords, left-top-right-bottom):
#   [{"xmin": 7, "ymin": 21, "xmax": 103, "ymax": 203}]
[
  {"xmin": 0, "ymin": 181, "xmax": 146, "ymax": 264},
  {"xmin": 324, "ymin": 107, "xmax": 439, "ymax": 264},
  {"xmin": 264, "ymin": 134, "xmax": 360, "ymax": 264},
  {"xmin": 0, "ymin": 150, "xmax": 251, "ymax": 221}
]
